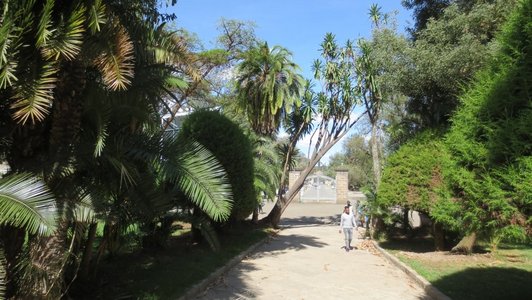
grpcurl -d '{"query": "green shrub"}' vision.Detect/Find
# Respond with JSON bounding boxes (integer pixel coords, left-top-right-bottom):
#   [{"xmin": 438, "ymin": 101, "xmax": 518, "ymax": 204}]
[
  {"xmin": 378, "ymin": 131, "xmax": 460, "ymax": 230},
  {"xmin": 179, "ymin": 110, "xmax": 256, "ymax": 221},
  {"xmin": 445, "ymin": 0, "xmax": 531, "ymax": 243}
]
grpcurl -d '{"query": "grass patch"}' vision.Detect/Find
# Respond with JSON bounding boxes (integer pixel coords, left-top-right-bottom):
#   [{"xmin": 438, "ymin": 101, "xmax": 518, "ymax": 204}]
[
  {"xmin": 380, "ymin": 239, "xmax": 532, "ymax": 300},
  {"xmin": 81, "ymin": 224, "xmax": 270, "ymax": 299}
]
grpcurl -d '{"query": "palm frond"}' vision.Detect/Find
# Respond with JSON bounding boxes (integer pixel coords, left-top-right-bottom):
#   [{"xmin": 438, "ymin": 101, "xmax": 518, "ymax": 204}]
[
  {"xmin": 72, "ymin": 197, "xmax": 96, "ymax": 224},
  {"xmin": 10, "ymin": 63, "xmax": 57, "ymax": 124},
  {"xmin": 93, "ymin": 120, "xmax": 108, "ymax": 158},
  {"xmin": 95, "ymin": 24, "xmax": 134, "ymax": 91},
  {"xmin": 0, "ymin": 174, "xmax": 56, "ymax": 236},
  {"xmin": 35, "ymin": 0, "xmax": 54, "ymax": 48},
  {"xmin": 88, "ymin": 0, "xmax": 106, "ymax": 34},
  {"xmin": 0, "ymin": 16, "xmax": 18, "ymax": 89},
  {"xmin": 160, "ymin": 140, "xmax": 233, "ymax": 222},
  {"xmin": 43, "ymin": 4, "xmax": 86, "ymax": 60}
]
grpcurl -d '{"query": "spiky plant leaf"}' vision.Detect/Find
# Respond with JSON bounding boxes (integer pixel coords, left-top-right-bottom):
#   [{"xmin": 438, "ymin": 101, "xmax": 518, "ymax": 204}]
[
  {"xmin": 35, "ymin": 0, "xmax": 54, "ymax": 48},
  {"xmin": 159, "ymin": 140, "xmax": 233, "ymax": 222},
  {"xmin": 72, "ymin": 197, "xmax": 96, "ymax": 224},
  {"xmin": 43, "ymin": 4, "xmax": 86, "ymax": 60},
  {"xmin": 88, "ymin": 0, "xmax": 106, "ymax": 34},
  {"xmin": 0, "ymin": 174, "xmax": 56, "ymax": 236},
  {"xmin": 0, "ymin": 18, "xmax": 18, "ymax": 89},
  {"xmin": 10, "ymin": 63, "xmax": 57, "ymax": 124},
  {"xmin": 95, "ymin": 24, "xmax": 134, "ymax": 90}
]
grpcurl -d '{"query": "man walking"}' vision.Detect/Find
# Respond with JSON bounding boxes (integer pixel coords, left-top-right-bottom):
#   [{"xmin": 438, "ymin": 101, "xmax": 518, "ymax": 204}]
[{"xmin": 339, "ymin": 205, "xmax": 357, "ymax": 252}]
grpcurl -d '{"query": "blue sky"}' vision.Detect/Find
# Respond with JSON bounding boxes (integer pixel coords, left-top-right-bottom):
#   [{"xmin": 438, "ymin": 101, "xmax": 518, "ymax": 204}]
[{"xmin": 164, "ymin": 0, "xmax": 412, "ymax": 163}]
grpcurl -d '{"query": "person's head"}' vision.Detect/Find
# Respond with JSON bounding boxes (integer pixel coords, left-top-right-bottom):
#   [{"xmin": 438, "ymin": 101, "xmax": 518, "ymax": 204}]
[{"xmin": 344, "ymin": 205, "xmax": 350, "ymax": 214}]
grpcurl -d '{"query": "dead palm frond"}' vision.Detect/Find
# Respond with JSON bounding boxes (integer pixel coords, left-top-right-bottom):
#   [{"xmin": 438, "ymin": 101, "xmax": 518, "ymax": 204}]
[{"xmin": 94, "ymin": 23, "xmax": 134, "ymax": 91}]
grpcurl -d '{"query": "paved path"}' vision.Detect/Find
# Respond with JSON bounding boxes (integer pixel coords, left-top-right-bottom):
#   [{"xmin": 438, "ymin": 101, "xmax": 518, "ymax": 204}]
[{"xmin": 195, "ymin": 203, "xmax": 430, "ymax": 300}]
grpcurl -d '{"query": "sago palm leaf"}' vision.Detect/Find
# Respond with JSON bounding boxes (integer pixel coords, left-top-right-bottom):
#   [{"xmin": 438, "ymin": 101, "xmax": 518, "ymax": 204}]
[
  {"xmin": 0, "ymin": 174, "xmax": 56, "ymax": 236},
  {"xmin": 159, "ymin": 140, "xmax": 233, "ymax": 222},
  {"xmin": 10, "ymin": 63, "xmax": 57, "ymax": 124}
]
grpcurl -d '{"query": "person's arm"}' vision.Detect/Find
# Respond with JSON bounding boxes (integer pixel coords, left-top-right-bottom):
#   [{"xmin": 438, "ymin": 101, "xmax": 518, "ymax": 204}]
[
  {"xmin": 351, "ymin": 214, "xmax": 357, "ymax": 230},
  {"xmin": 339, "ymin": 214, "xmax": 343, "ymax": 233}
]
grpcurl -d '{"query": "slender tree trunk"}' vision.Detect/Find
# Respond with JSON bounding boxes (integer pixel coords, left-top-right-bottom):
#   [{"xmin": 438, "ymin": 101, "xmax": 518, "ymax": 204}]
[
  {"xmin": 433, "ymin": 222, "xmax": 445, "ymax": 251},
  {"xmin": 451, "ymin": 232, "xmax": 477, "ymax": 254},
  {"xmin": 78, "ymin": 223, "xmax": 97, "ymax": 281},
  {"xmin": 370, "ymin": 123, "xmax": 381, "ymax": 187},
  {"xmin": 403, "ymin": 208, "xmax": 410, "ymax": 236}
]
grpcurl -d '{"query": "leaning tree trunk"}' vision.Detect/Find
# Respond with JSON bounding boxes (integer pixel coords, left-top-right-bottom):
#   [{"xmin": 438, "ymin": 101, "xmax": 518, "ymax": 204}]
[
  {"xmin": 259, "ymin": 197, "xmax": 286, "ymax": 229},
  {"xmin": 451, "ymin": 232, "xmax": 477, "ymax": 254}
]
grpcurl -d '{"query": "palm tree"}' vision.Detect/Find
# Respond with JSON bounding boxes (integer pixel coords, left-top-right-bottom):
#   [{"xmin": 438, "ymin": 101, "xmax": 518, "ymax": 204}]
[
  {"xmin": 235, "ymin": 42, "xmax": 304, "ymax": 136},
  {"xmin": 369, "ymin": 3, "xmax": 383, "ymax": 28},
  {"xmin": 355, "ymin": 39, "xmax": 383, "ymax": 187},
  {"xmin": 0, "ymin": 1, "xmax": 233, "ymax": 296}
]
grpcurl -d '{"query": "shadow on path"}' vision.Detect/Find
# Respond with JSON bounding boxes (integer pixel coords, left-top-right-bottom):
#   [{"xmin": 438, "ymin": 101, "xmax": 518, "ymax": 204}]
[
  {"xmin": 433, "ymin": 267, "xmax": 532, "ymax": 300},
  {"xmin": 279, "ymin": 214, "xmax": 340, "ymax": 228},
  {"xmin": 250, "ymin": 232, "xmax": 329, "ymax": 260}
]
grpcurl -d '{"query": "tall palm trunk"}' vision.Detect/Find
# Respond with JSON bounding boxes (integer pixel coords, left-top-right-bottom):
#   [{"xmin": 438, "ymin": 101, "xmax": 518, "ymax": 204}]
[{"xmin": 48, "ymin": 60, "xmax": 86, "ymax": 173}]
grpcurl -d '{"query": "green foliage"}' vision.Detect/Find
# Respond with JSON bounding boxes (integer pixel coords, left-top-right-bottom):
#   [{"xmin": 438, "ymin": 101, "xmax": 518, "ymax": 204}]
[
  {"xmin": 0, "ymin": 174, "xmax": 56, "ymax": 236},
  {"xmin": 378, "ymin": 131, "xmax": 460, "ymax": 229},
  {"xmin": 399, "ymin": 0, "xmax": 517, "ymax": 130},
  {"xmin": 235, "ymin": 42, "xmax": 304, "ymax": 136},
  {"xmin": 251, "ymin": 135, "xmax": 280, "ymax": 201},
  {"xmin": 179, "ymin": 110, "xmax": 255, "ymax": 221},
  {"xmin": 445, "ymin": 0, "xmax": 531, "ymax": 242},
  {"xmin": 326, "ymin": 134, "xmax": 373, "ymax": 190}
]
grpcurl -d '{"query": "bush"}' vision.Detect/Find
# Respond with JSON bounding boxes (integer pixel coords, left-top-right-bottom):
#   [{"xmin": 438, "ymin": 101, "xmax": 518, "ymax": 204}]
[
  {"xmin": 445, "ymin": 0, "xmax": 531, "ymax": 243},
  {"xmin": 179, "ymin": 110, "xmax": 256, "ymax": 221},
  {"xmin": 378, "ymin": 131, "xmax": 461, "ymax": 231}
]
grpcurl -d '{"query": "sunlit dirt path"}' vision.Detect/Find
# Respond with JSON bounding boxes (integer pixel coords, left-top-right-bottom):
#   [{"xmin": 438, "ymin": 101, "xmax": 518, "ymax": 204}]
[{"xmin": 194, "ymin": 203, "xmax": 430, "ymax": 300}]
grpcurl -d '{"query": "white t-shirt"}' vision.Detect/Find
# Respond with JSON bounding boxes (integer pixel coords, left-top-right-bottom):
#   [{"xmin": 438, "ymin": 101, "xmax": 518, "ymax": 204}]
[{"xmin": 340, "ymin": 212, "xmax": 356, "ymax": 229}]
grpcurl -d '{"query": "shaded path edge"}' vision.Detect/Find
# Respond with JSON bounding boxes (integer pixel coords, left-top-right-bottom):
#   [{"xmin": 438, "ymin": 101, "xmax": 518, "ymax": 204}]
[
  {"xmin": 176, "ymin": 234, "xmax": 273, "ymax": 300},
  {"xmin": 372, "ymin": 241, "xmax": 452, "ymax": 300}
]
